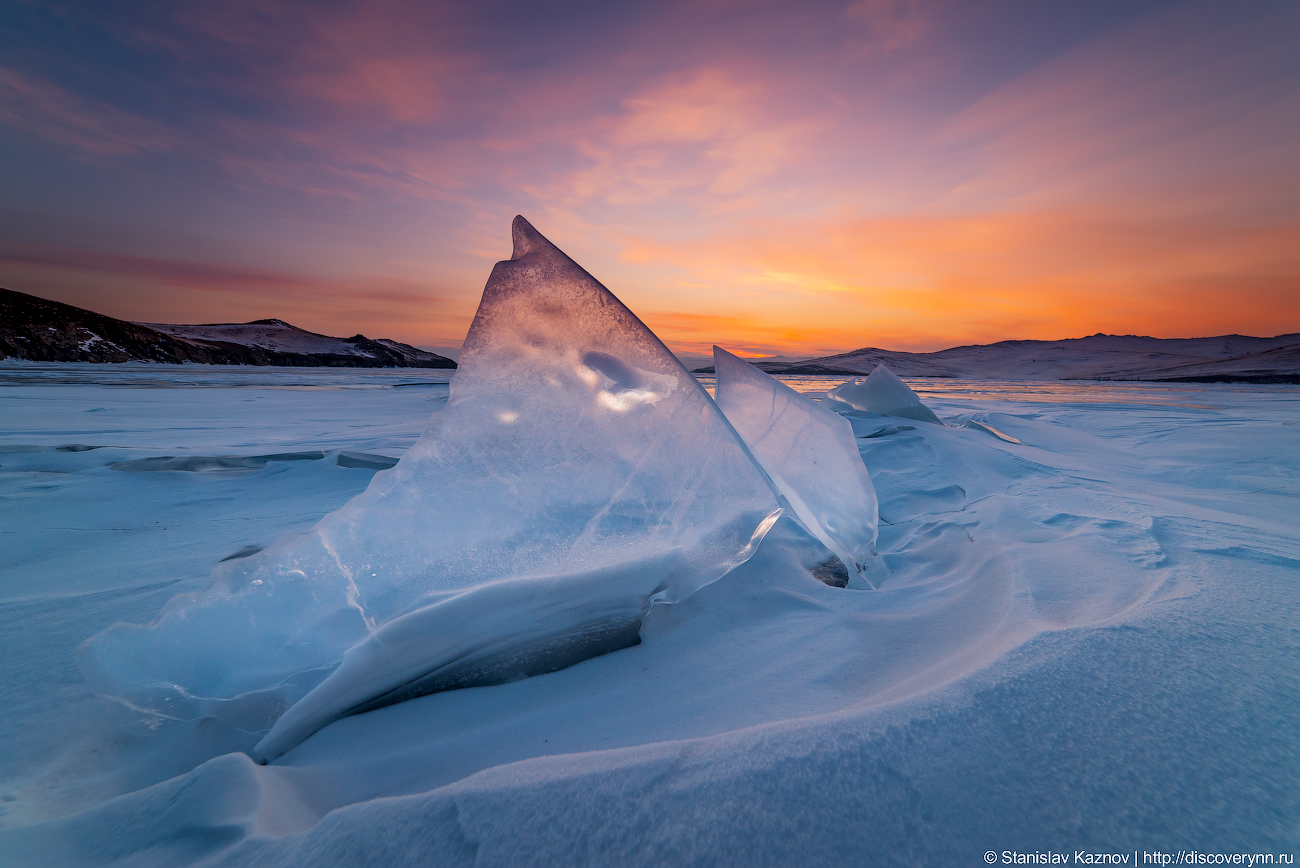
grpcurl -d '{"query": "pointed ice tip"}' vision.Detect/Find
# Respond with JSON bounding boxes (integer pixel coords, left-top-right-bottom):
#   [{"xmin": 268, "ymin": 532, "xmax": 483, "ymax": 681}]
[{"xmin": 511, "ymin": 215, "xmax": 547, "ymax": 260}]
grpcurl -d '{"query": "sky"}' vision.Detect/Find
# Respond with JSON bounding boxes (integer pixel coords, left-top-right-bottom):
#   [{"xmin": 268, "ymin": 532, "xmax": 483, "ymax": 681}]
[{"xmin": 0, "ymin": 0, "xmax": 1297, "ymax": 358}]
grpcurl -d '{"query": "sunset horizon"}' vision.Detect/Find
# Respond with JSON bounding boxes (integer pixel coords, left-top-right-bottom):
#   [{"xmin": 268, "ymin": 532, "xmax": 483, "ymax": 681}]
[
  {"xmin": 3, "ymin": 4, "xmax": 1299, "ymax": 861},
  {"xmin": 3, "ymin": 1, "xmax": 1297, "ymax": 359},
  {"xmin": 7, "ymin": 275, "xmax": 1300, "ymax": 364}
]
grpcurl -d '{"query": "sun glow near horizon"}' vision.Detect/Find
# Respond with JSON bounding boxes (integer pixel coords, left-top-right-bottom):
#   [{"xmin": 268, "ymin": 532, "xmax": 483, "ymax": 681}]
[{"xmin": 0, "ymin": 1, "xmax": 1297, "ymax": 357}]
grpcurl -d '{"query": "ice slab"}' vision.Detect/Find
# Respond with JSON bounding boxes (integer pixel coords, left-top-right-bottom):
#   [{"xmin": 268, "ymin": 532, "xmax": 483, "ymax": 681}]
[
  {"xmin": 80, "ymin": 216, "xmax": 781, "ymax": 761},
  {"xmin": 335, "ymin": 451, "xmax": 399, "ymax": 470},
  {"xmin": 255, "ymin": 553, "xmax": 674, "ymax": 762},
  {"xmin": 110, "ymin": 452, "xmax": 325, "ymax": 472},
  {"xmin": 713, "ymin": 346, "xmax": 878, "ymax": 584},
  {"xmin": 828, "ymin": 364, "xmax": 943, "ymax": 424}
]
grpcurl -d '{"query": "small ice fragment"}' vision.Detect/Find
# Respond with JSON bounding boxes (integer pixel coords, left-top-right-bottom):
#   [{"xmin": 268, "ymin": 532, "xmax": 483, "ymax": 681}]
[
  {"xmin": 111, "ymin": 452, "xmax": 324, "ymax": 472},
  {"xmin": 713, "ymin": 346, "xmax": 878, "ymax": 585},
  {"xmin": 336, "ymin": 451, "xmax": 399, "ymax": 470},
  {"xmin": 828, "ymin": 364, "xmax": 943, "ymax": 425}
]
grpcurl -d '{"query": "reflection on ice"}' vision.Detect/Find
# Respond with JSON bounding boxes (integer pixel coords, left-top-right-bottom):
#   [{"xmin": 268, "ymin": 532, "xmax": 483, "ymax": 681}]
[{"xmin": 581, "ymin": 350, "xmax": 676, "ymax": 412}]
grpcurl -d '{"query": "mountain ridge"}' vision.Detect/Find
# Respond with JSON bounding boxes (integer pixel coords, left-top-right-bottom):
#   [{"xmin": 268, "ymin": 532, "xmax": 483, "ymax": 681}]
[
  {"xmin": 0, "ymin": 288, "xmax": 456, "ymax": 368},
  {"xmin": 695, "ymin": 332, "xmax": 1300, "ymax": 383}
]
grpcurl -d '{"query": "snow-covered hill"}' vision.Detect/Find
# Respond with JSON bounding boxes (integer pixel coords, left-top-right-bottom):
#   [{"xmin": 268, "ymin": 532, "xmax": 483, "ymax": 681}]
[
  {"xmin": 699, "ymin": 333, "xmax": 1300, "ymax": 383},
  {"xmin": 140, "ymin": 319, "xmax": 455, "ymax": 367},
  {"xmin": 140, "ymin": 320, "xmax": 382, "ymax": 357},
  {"xmin": 0, "ymin": 289, "xmax": 455, "ymax": 368}
]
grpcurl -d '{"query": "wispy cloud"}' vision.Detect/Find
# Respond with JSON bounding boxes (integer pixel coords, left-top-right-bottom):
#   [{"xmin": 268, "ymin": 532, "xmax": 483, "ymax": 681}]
[
  {"xmin": 0, "ymin": 67, "xmax": 177, "ymax": 156},
  {"xmin": 1, "ymin": 0, "xmax": 1297, "ymax": 353},
  {"xmin": 844, "ymin": 0, "xmax": 936, "ymax": 54},
  {"xmin": 933, "ymin": 0, "xmax": 1300, "ymax": 213}
]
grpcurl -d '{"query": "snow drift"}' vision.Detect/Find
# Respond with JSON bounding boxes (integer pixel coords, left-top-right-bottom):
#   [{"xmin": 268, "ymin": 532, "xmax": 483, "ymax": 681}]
[{"xmin": 79, "ymin": 217, "xmax": 782, "ymax": 761}]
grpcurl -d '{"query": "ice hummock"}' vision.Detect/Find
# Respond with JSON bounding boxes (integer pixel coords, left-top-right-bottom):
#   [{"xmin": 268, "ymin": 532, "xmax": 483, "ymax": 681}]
[
  {"xmin": 80, "ymin": 216, "xmax": 781, "ymax": 762},
  {"xmin": 712, "ymin": 346, "xmax": 879, "ymax": 585},
  {"xmin": 827, "ymin": 363, "xmax": 943, "ymax": 424}
]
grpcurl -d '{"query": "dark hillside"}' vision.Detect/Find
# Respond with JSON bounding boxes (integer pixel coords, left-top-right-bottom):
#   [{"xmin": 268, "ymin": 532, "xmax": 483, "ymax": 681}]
[{"xmin": 0, "ymin": 288, "xmax": 455, "ymax": 368}]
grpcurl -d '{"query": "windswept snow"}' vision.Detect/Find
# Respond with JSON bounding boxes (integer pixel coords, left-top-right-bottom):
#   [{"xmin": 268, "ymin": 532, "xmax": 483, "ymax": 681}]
[{"xmin": 0, "ymin": 359, "xmax": 1297, "ymax": 864}]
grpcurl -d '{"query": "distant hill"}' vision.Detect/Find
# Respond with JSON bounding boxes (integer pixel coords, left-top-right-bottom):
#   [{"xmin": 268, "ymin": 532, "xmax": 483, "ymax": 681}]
[
  {"xmin": 0, "ymin": 288, "xmax": 455, "ymax": 368},
  {"xmin": 696, "ymin": 333, "xmax": 1300, "ymax": 383}
]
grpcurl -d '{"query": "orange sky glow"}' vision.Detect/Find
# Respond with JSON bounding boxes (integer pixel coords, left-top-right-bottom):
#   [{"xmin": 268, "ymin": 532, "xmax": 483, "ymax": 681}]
[{"xmin": 1, "ymin": 0, "xmax": 1296, "ymax": 358}]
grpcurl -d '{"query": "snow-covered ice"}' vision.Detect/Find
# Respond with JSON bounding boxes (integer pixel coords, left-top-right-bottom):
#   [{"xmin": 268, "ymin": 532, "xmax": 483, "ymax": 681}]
[
  {"xmin": 1, "ymin": 357, "xmax": 1297, "ymax": 864},
  {"xmin": 828, "ymin": 362, "xmax": 944, "ymax": 424},
  {"xmin": 713, "ymin": 346, "xmax": 878, "ymax": 586}
]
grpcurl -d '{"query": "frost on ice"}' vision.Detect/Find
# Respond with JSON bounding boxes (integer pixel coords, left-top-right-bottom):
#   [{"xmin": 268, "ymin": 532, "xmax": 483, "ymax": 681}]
[
  {"xmin": 80, "ymin": 216, "xmax": 781, "ymax": 761},
  {"xmin": 712, "ymin": 347, "xmax": 878, "ymax": 585},
  {"xmin": 828, "ymin": 363, "xmax": 943, "ymax": 424}
]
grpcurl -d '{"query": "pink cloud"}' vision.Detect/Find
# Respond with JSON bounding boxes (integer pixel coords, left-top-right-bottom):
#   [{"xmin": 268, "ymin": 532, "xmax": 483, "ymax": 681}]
[
  {"xmin": 165, "ymin": 0, "xmax": 480, "ymax": 125},
  {"xmin": 4, "ymin": 1, "xmax": 1297, "ymax": 356},
  {"xmin": 844, "ymin": 0, "xmax": 935, "ymax": 54}
]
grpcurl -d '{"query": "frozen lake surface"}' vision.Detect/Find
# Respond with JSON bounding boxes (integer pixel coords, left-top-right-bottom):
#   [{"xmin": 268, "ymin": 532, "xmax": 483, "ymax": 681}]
[{"xmin": 1, "ymin": 361, "xmax": 1297, "ymax": 865}]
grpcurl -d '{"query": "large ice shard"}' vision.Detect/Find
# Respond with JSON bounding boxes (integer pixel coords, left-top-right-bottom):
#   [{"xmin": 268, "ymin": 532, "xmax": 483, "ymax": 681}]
[
  {"xmin": 80, "ymin": 217, "xmax": 781, "ymax": 762},
  {"xmin": 713, "ymin": 347, "xmax": 879, "ymax": 585},
  {"xmin": 827, "ymin": 364, "xmax": 943, "ymax": 424}
]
